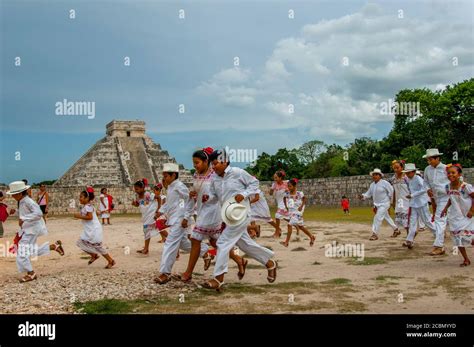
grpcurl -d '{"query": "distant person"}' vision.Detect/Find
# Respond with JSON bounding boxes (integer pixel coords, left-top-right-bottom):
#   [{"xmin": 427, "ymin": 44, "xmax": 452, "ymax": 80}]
[
  {"xmin": 269, "ymin": 170, "xmax": 289, "ymax": 238},
  {"xmin": 36, "ymin": 184, "xmax": 49, "ymax": 221},
  {"xmin": 99, "ymin": 188, "xmax": 111, "ymax": 225},
  {"xmin": 389, "ymin": 160, "xmax": 409, "ymax": 234},
  {"xmin": 341, "ymin": 195, "xmax": 350, "ymax": 215}
]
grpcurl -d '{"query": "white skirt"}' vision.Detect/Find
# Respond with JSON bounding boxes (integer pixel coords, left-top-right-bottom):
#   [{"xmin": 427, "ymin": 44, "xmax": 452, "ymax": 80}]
[
  {"xmin": 250, "ymin": 199, "xmax": 272, "ymax": 222},
  {"xmin": 76, "ymin": 238, "xmax": 108, "ymax": 255}
]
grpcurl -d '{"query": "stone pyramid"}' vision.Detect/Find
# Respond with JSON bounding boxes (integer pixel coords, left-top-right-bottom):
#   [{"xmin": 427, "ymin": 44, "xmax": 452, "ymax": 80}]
[{"xmin": 54, "ymin": 120, "xmax": 192, "ymax": 187}]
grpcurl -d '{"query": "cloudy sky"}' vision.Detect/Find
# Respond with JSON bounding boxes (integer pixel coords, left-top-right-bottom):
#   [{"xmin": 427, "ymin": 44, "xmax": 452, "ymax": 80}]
[{"xmin": 1, "ymin": 0, "xmax": 473, "ymax": 183}]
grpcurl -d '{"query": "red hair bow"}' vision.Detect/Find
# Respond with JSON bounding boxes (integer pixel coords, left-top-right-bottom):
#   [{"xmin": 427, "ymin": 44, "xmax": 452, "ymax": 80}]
[
  {"xmin": 142, "ymin": 178, "xmax": 148, "ymax": 187},
  {"xmin": 203, "ymin": 147, "xmax": 214, "ymax": 155},
  {"xmin": 154, "ymin": 183, "xmax": 163, "ymax": 190},
  {"xmin": 86, "ymin": 186, "xmax": 94, "ymax": 193},
  {"xmin": 292, "ymin": 178, "xmax": 299, "ymax": 183}
]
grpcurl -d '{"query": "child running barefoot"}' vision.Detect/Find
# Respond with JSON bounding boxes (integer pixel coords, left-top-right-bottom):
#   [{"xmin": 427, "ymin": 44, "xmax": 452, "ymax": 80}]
[
  {"xmin": 248, "ymin": 189, "xmax": 279, "ymax": 238},
  {"xmin": 132, "ymin": 178, "xmax": 159, "ymax": 255},
  {"xmin": 6, "ymin": 181, "xmax": 65, "ymax": 283},
  {"xmin": 153, "ymin": 183, "xmax": 168, "ymax": 243},
  {"xmin": 154, "ymin": 163, "xmax": 210, "ymax": 285},
  {"xmin": 280, "ymin": 178, "xmax": 315, "ymax": 247},
  {"xmin": 269, "ymin": 170, "xmax": 289, "ymax": 238},
  {"xmin": 173, "ymin": 148, "xmax": 244, "ymax": 283},
  {"xmin": 440, "ymin": 164, "xmax": 474, "ymax": 267},
  {"xmin": 74, "ymin": 187, "xmax": 115, "ymax": 269},
  {"xmin": 99, "ymin": 188, "xmax": 111, "ymax": 225}
]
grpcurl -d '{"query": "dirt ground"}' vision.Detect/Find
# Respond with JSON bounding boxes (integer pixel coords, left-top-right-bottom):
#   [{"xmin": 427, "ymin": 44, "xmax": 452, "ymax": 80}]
[{"xmin": 0, "ymin": 214, "xmax": 473, "ymax": 314}]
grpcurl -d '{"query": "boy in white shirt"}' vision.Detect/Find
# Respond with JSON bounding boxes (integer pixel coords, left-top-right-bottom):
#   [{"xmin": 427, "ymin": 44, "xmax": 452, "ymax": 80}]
[
  {"xmin": 403, "ymin": 164, "xmax": 436, "ymax": 249},
  {"xmin": 358, "ymin": 169, "xmax": 399, "ymax": 241}
]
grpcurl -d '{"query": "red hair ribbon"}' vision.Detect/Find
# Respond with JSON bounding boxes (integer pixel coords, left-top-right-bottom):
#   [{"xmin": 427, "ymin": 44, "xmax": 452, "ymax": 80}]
[
  {"xmin": 154, "ymin": 183, "xmax": 163, "ymax": 190},
  {"xmin": 203, "ymin": 147, "xmax": 214, "ymax": 155},
  {"xmin": 86, "ymin": 186, "xmax": 94, "ymax": 193},
  {"xmin": 292, "ymin": 178, "xmax": 299, "ymax": 184},
  {"xmin": 142, "ymin": 178, "xmax": 148, "ymax": 187}
]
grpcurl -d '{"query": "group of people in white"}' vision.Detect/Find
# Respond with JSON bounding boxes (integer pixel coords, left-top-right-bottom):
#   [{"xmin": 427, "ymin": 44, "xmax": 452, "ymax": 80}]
[
  {"xmin": 359, "ymin": 148, "xmax": 473, "ymax": 266},
  {"xmin": 3, "ymin": 147, "xmax": 472, "ymax": 287}
]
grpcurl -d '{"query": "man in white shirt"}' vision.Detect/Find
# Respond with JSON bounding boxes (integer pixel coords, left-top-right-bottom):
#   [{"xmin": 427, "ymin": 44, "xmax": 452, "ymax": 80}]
[
  {"xmin": 422, "ymin": 149, "xmax": 449, "ymax": 256},
  {"xmin": 358, "ymin": 169, "xmax": 399, "ymax": 241},
  {"xmin": 154, "ymin": 164, "xmax": 209, "ymax": 285},
  {"xmin": 403, "ymin": 164, "xmax": 436, "ymax": 248},
  {"xmin": 201, "ymin": 149, "xmax": 277, "ymax": 291}
]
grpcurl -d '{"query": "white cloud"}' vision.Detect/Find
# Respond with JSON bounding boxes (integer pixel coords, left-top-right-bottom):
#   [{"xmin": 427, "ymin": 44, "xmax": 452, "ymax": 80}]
[{"xmin": 194, "ymin": 3, "xmax": 473, "ymax": 142}]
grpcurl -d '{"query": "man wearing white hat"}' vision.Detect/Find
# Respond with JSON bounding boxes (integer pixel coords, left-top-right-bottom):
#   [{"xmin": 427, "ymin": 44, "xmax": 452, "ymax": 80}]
[
  {"xmin": 358, "ymin": 169, "xmax": 399, "ymax": 240},
  {"xmin": 201, "ymin": 149, "xmax": 277, "ymax": 291},
  {"xmin": 402, "ymin": 164, "xmax": 436, "ymax": 249},
  {"xmin": 154, "ymin": 163, "xmax": 210, "ymax": 284},
  {"xmin": 7, "ymin": 181, "xmax": 64, "ymax": 283},
  {"xmin": 422, "ymin": 148, "xmax": 449, "ymax": 255}
]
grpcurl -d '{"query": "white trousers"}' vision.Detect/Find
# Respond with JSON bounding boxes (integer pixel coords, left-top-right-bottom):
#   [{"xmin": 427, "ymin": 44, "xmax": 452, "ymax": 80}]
[
  {"xmin": 407, "ymin": 205, "xmax": 435, "ymax": 242},
  {"xmin": 213, "ymin": 217, "xmax": 274, "ymax": 277},
  {"xmin": 372, "ymin": 204, "xmax": 397, "ymax": 234},
  {"xmin": 16, "ymin": 233, "xmax": 50, "ymax": 273},
  {"xmin": 432, "ymin": 197, "xmax": 449, "ymax": 248},
  {"xmin": 159, "ymin": 224, "xmax": 208, "ymax": 274}
]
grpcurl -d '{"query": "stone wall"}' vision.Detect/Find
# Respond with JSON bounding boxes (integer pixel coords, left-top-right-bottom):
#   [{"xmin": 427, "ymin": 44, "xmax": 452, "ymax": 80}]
[{"xmin": 1, "ymin": 168, "xmax": 472, "ymax": 214}]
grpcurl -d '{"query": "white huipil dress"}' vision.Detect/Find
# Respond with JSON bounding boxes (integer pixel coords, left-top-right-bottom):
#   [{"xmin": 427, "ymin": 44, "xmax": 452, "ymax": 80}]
[
  {"xmin": 446, "ymin": 183, "xmax": 474, "ymax": 247},
  {"xmin": 250, "ymin": 189, "xmax": 272, "ymax": 222},
  {"xmin": 191, "ymin": 169, "xmax": 223, "ymax": 241},
  {"xmin": 389, "ymin": 174, "xmax": 410, "ymax": 229},
  {"xmin": 76, "ymin": 203, "xmax": 108, "ymax": 254}
]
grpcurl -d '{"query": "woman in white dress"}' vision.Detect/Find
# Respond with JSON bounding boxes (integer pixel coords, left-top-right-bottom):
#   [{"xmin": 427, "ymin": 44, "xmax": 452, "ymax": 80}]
[
  {"xmin": 441, "ymin": 164, "xmax": 474, "ymax": 267},
  {"xmin": 99, "ymin": 188, "xmax": 110, "ymax": 225}
]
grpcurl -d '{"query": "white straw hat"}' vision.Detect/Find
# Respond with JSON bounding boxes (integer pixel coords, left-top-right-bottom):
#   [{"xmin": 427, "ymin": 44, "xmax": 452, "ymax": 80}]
[
  {"xmin": 422, "ymin": 148, "xmax": 443, "ymax": 159},
  {"xmin": 6, "ymin": 181, "xmax": 31, "ymax": 195},
  {"xmin": 369, "ymin": 168, "xmax": 383, "ymax": 176},
  {"xmin": 221, "ymin": 197, "xmax": 249, "ymax": 226},
  {"xmin": 402, "ymin": 163, "xmax": 418, "ymax": 172},
  {"xmin": 162, "ymin": 163, "xmax": 179, "ymax": 173}
]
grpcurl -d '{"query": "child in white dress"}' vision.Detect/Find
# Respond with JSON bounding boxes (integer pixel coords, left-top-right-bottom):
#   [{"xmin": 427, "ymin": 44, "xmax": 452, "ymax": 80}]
[
  {"xmin": 280, "ymin": 179, "xmax": 315, "ymax": 247},
  {"xmin": 99, "ymin": 188, "xmax": 110, "ymax": 225},
  {"xmin": 74, "ymin": 187, "xmax": 115, "ymax": 268},
  {"xmin": 441, "ymin": 164, "xmax": 474, "ymax": 267},
  {"xmin": 248, "ymin": 188, "xmax": 278, "ymax": 238},
  {"xmin": 269, "ymin": 170, "xmax": 289, "ymax": 238}
]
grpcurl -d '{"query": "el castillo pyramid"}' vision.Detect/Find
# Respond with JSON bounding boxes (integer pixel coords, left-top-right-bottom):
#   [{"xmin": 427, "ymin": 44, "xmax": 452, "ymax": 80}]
[{"xmin": 54, "ymin": 120, "xmax": 192, "ymax": 187}]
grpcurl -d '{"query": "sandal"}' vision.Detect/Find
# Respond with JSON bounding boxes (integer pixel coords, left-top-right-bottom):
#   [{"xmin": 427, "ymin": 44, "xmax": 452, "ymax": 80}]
[
  {"xmin": 391, "ymin": 230, "xmax": 401, "ymax": 238},
  {"xmin": 460, "ymin": 260, "xmax": 471, "ymax": 267},
  {"xmin": 105, "ymin": 260, "xmax": 116, "ymax": 269},
  {"xmin": 309, "ymin": 235, "xmax": 315, "ymax": 247},
  {"xmin": 171, "ymin": 273, "xmax": 193, "ymax": 283},
  {"xmin": 266, "ymin": 260, "xmax": 278, "ymax": 283},
  {"xmin": 20, "ymin": 272, "xmax": 37, "ymax": 283},
  {"xmin": 88, "ymin": 254, "xmax": 99, "ymax": 265},
  {"xmin": 201, "ymin": 278, "xmax": 224, "ymax": 292},
  {"xmin": 369, "ymin": 234, "xmax": 378, "ymax": 241},
  {"xmin": 154, "ymin": 273, "xmax": 171, "ymax": 285},
  {"xmin": 54, "ymin": 240, "xmax": 65, "ymax": 256},
  {"xmin": 203, "ymin": 252, "xmax": 214, "ymax": 271},
  {"xmin": 237, "ymin": 259, "xmax": 248, "ymax": 280},
  {"xmin": 406, "ymin": 241, "xmax": 414, "ymax": 250}
]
